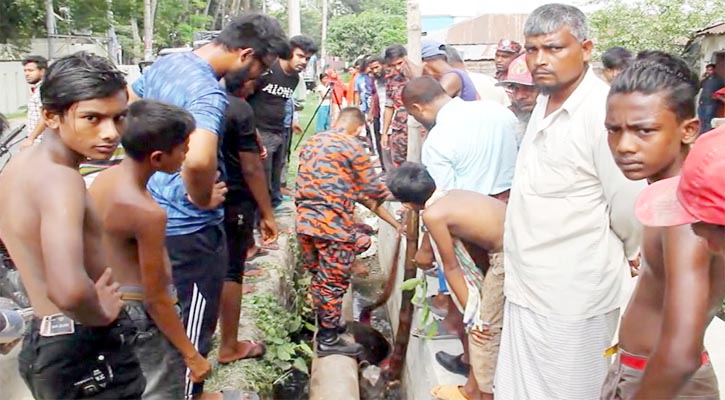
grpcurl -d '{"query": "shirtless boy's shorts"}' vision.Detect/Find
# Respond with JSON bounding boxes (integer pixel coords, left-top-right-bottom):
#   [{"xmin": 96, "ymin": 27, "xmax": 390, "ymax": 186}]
[
  {"xmin": 469, "ymin": 252, "xmax": 506, "ymax": 394},
  {"xmin": 18, "ymin": 314, "xmax": 146, "ymax": 399}
]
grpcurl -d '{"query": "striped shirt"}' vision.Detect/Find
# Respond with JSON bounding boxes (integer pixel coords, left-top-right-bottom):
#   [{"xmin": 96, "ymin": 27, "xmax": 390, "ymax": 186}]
[{"xmin": 132, "ymin": 52, "xmax": 228, "ymax": 236}]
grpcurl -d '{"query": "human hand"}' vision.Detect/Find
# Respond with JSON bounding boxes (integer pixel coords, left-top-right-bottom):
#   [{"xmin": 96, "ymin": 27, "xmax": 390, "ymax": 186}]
[
  {"xmin": 259, "ymin": 215, "xmax": 279, "ymax": 244},
  {"xmin": 292, "ymin": 122, "xmax": 303, "ymax": 134},
  {"xmin": 20, "ymin": 138, "xmax": 34, "ymax": 150},
  {"xmin": 470, "ymin": 324, "xmax": 494, "ymax": 345},
  {"xmin": 259, "ymin": 146, "xmax": 268, "ymax": 160},
  {"xmin": 380, "ymin": 134, "xmax": 389, "ymax": 149},
  {"xmin": 403, "ymin": 57, "xmax": 424, "ymax": 78},
  {"xmin": 188, "ymin": 172, "xmax": 228, "ymax": 210},
  {"xmin": 94, "ymin": 268, "xmax": 123, "ymax": 325},
  {"xmin": 185, "ymin": 352, "xmax": 212, "ymax": 383},
  {"xmin": 628, "ymin": 255, "xmax": 641, "ymax": 277}
]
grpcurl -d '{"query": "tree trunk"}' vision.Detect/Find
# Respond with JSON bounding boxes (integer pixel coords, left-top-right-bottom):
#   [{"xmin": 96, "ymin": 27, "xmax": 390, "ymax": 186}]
[
  {"xmin": 45, "ymin": 0, "xmax": 56, "ymax": 59},
  {"xmin": 243, "ymin": 0, "xmax": 251, "ymax": 10},
  {"xmin": 106, "ymin": 0, "xmax": 121, "ymax": 64},
  {"xmin": 320, "ymin": 0, "xmax": 328, "ymax": 65},
  {"xmin": 130, "ymin": 16, "xmax": 142, "ymax": 64},
  {"xmin": 230, "ymin": 0, "xmax": 241, "ymax": 16},
  {"xmin": 288, "ymin": 0, "xmax": 301, "ymax": 36},
  {"xmin": 203, "ymin": 0, "xmax": 213, "ymax": 16},
  {"xmin": 143, "ymin": 0, "xmax": 154, "ymax": 61}
]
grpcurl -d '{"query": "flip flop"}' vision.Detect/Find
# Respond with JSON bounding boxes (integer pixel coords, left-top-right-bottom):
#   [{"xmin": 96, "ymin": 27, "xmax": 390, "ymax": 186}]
[
  {"xmin": 259, "ymin": 241, "xmax": 280, "ymax": 251},
  {"xmin": 430, "ymin": 385, "xmax": 470, "ymax": 400},
  {"xmin": 221, "ymin": 389, "xmax": 260, "ymax": 400},
  {"xmin": 246, "ymin": 247, "xmax": 269, "ymax": 261},
  {"xmin": 243, "ymin": 265, "xmax": 266, "ymax": 277},
  {"xmin": 218, "ymin": 341, "xmax": 267, "ymax": 365}
]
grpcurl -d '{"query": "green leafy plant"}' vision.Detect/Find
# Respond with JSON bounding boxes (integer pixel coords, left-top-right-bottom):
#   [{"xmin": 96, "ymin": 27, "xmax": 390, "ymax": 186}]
[{"xmin": 401, "ymin": 276, "xmax": 438, "ymax": 339}]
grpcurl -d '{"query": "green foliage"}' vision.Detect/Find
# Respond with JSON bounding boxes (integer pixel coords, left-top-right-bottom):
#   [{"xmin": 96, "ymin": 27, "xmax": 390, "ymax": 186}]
[
  {"xmin": 589, "ymin": 0, "xmax": 725, "ymax": 55},
  {"xmin": 327, "ymin": 10, "xmax": 406, "ymax": 61}
]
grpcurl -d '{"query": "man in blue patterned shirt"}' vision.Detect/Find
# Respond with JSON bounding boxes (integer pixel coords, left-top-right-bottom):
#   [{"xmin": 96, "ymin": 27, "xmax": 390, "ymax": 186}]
[{"xmin": 129, "ymin": 13, "xmax": 288, "ymax": 399}]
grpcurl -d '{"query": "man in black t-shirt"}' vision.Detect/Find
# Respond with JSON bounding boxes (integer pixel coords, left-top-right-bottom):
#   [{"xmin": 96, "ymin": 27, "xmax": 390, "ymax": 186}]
[
  {"xmin": 699, "ymin": 63, "xmax": 725, "ymax": 133},
  {"xmin": 218, "ymin": 69, "xmax": 279, "ymax": 365},
  {"xmin": 248, "ymin": 35, "xmax": 318, "ymax": 207}
]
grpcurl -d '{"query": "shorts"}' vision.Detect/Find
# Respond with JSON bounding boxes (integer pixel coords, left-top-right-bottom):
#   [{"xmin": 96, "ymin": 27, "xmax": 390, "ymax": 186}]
[
  {"xmin": 18, "ymin": 314, "xmax": 146, "ymax": 399},
  {"xmin": 123, "ymin": 286, "xmax": 186, "ymax": 400},
  {"xmin": 600, "ymin": 347, "xmax": 720, "ymax": 399},
  {"xmin": 224, "ymin": 200, "xmax": 258, "ymax": 283},
  {"xmin": 469, "ymin": 252, "xmax": 505, "ymax": 393}
]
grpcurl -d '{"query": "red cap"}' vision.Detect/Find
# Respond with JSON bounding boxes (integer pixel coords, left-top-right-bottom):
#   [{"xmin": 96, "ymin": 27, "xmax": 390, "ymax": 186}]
[
  {"xmin": 496, "ymin": 54, "xmax": 533, "ymax": 86},
  {"xmin": 497, "ymin": 39, "xmax": 522, "ymax": 54},
  {"xmin": 635, "ymin": 126, "xmax": 725, "ymax": 227}
]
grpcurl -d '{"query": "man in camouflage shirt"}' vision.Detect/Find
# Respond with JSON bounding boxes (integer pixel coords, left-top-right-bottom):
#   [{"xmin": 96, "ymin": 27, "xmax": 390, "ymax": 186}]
[{"xmin": 296, "ymin": 108, "xmax": 401, "ymax": 357}]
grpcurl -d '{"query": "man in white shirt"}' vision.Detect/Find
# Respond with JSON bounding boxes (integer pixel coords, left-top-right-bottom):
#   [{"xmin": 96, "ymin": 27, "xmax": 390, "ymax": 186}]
[
  {"xmin": 20, "ymin": 55, "xmax": 47, "ymax": 149},
  {"xmin": 403, "ymin": 76, "xmax": 518, "ymax": 199},
  {"xmin": 494, "ymin": 5, "xmax": 645, "ymax": 400}
]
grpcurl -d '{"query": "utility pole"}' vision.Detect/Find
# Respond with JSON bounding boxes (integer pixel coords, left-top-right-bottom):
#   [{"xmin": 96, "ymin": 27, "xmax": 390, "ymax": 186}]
[
  {"xmin": 386, "ymin": 0, "xmax": 422, "ymax": 386},
  {"xmin": 45, "ymin": 0, "xmax": 56, "ymax": 59},
  {"xmin": 288, "ymin": 0, "xmax": 301, "ymax": 35},
  {"xmin": 320, "ymin": 0, "xmax": 328, "ymax": 68}
]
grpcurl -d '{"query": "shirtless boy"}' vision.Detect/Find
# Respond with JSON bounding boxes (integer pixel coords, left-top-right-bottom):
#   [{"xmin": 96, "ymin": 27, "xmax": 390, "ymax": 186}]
[
  {"xmin": 603, "ymin": 52, "xmax": 723, "ymax": 399},
  {"xmin": 0, "ymin": 52, "xmax": 145, "ymax": 399},
  {"xmin": 89, "ymin": 100, "xmax": 211, "ymax": 400},
  {"xmin": 387, "ymin": 162, "xmax": 504, "ymax": 400}
]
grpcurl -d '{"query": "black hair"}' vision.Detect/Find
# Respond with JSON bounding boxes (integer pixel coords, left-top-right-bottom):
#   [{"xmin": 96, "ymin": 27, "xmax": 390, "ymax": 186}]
[
  {"xmin": 0, "ymin": 113, "xmax": 8, "ymax": 137},
  {"xmin": 445, "ymin": 46, "xmax": 464, "ymax": 65},
  {"xmin": 402, "ymin": 76, "xmax": 447, "ymax": 105},
  {"xmin": 707, "ymin": 63, "xmax": 716, "ymax": 69},
  {"xmin": 289, "ymin": 35, "xmax": 318, "ymax": 55},
  {"xmin": 41, "ymin": 52, "xmax": 127, "ymax": 116},
  {"xmin": 122, "ymin": 100, "xmax": 195, "ymax": 161},
  {"xmin": 609, "ymin": 51, "xmax": 699, "ymax": 122},
  {"xmin": 367, "ymin": 55, "xmax": 383, "ymax": 65},
  {"xmin": 224, "ymin": 68, "xmax": 251, "ymax": 95},
  {"xmin": 602, "ymin": 47, "xmax": 632, "ymax": 70},
  {"xmin": 319, "ymin": 72, "xmax": 328, "ymax": 80},
  {"xmin": 358, "ymin": 56, "xmax": 370, "ymax": 72},
  {"xmin": 384, "ymin": 44, "xmax": 407, "ymax": 64},
  {"xmin": 214, "ymin": 13, "xmax": 290, "ymax": 59},
  {"xmin": 22, "ymin": 55, "xmax": 48, "ymax": 70},
  {"xmin": 336, "ymin": 107, "xmax": 366, "ymax": 126},
  {"xmin": 386, "ymin": 162, "xmax": 437, "ymax": 205}
]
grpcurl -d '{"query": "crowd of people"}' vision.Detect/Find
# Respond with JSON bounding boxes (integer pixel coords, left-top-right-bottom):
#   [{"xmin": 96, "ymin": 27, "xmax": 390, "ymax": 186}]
[{"xmin": 1, "ymin": 2, "xmax": 725, "ymax": 400}]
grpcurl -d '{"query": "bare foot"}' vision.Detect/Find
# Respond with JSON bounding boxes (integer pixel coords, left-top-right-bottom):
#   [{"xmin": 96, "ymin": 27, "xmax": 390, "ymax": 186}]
[
  {"xmin": 217, "ymin": 340, "xmax": 266, "ymax": 365},
  {"xmin": 242, "ymin": 284, "xmax": 255, "ymax": 295}
]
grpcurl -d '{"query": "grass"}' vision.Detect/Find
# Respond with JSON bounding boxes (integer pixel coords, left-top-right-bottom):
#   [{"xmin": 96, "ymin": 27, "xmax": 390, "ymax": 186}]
[
  {"xmin": 287, "ymin": 92, "xmax": 321, "ymax": 186},
  {"xmin": 4, "ymin": 111, "xmax": 26, "ymax": 120}
]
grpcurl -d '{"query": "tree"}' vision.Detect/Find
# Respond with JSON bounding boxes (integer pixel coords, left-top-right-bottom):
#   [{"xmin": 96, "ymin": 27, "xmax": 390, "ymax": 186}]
[
  {"xmin": 327, "ymin": 10, "xmax": 406, "ymax": 60},
  {"xmin": 589, "ymin": 0, "xmax": 725, "ymax": 55}
]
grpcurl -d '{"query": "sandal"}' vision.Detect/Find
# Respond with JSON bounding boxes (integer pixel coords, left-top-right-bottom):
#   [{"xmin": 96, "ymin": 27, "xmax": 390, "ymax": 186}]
[
  {"xmin": 430, "ymin": 385, "xmax": 470, "ymax": 400},
  {"xmin": 218, "ymin": 341, "xmax": 267, "ymax": 365}
]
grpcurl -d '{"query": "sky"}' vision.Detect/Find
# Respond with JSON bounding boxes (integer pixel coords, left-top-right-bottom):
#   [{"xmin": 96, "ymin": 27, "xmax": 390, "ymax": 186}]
[{"xmin": 420, "ymin": 0, "xmax": 593, "ymax": 16}]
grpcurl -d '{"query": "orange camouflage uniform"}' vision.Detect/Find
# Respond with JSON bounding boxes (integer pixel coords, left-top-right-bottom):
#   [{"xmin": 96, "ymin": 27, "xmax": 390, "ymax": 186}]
[
  {"xmin": 295, "ymin": 129, "xmax": 388, "ymax": 329},
  {"xmin": 385, "ymin": 71, "xmax": 409, "ymax": 166}
]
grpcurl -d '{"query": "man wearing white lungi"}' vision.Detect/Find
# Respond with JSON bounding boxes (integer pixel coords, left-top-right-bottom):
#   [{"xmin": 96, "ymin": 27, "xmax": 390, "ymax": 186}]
[{"xmin": 494, "ymin": 4, "xmax": 646, "ymax": 399}]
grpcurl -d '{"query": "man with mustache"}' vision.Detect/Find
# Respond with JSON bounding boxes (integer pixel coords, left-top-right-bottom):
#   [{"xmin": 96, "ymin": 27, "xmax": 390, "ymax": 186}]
[{"xmin": 495, "ymin": 4, "xmax": 646, "ymax": 399}]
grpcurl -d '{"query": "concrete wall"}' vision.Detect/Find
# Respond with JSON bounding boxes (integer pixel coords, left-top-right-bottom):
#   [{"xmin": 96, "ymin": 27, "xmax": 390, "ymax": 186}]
[
  {"xmin": 0, "ymin": 62, "xmax": 30, "ymax": 115},
  {"xmin": 0, "ymin": 62, "xmax": 140, "ymax": 116}
]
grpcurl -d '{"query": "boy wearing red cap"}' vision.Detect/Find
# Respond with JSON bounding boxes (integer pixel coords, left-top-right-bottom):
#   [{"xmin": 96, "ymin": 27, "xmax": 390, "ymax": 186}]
[{"xmin": 603, "ymin": 52, "xmax": 722, "ymax": 399}]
